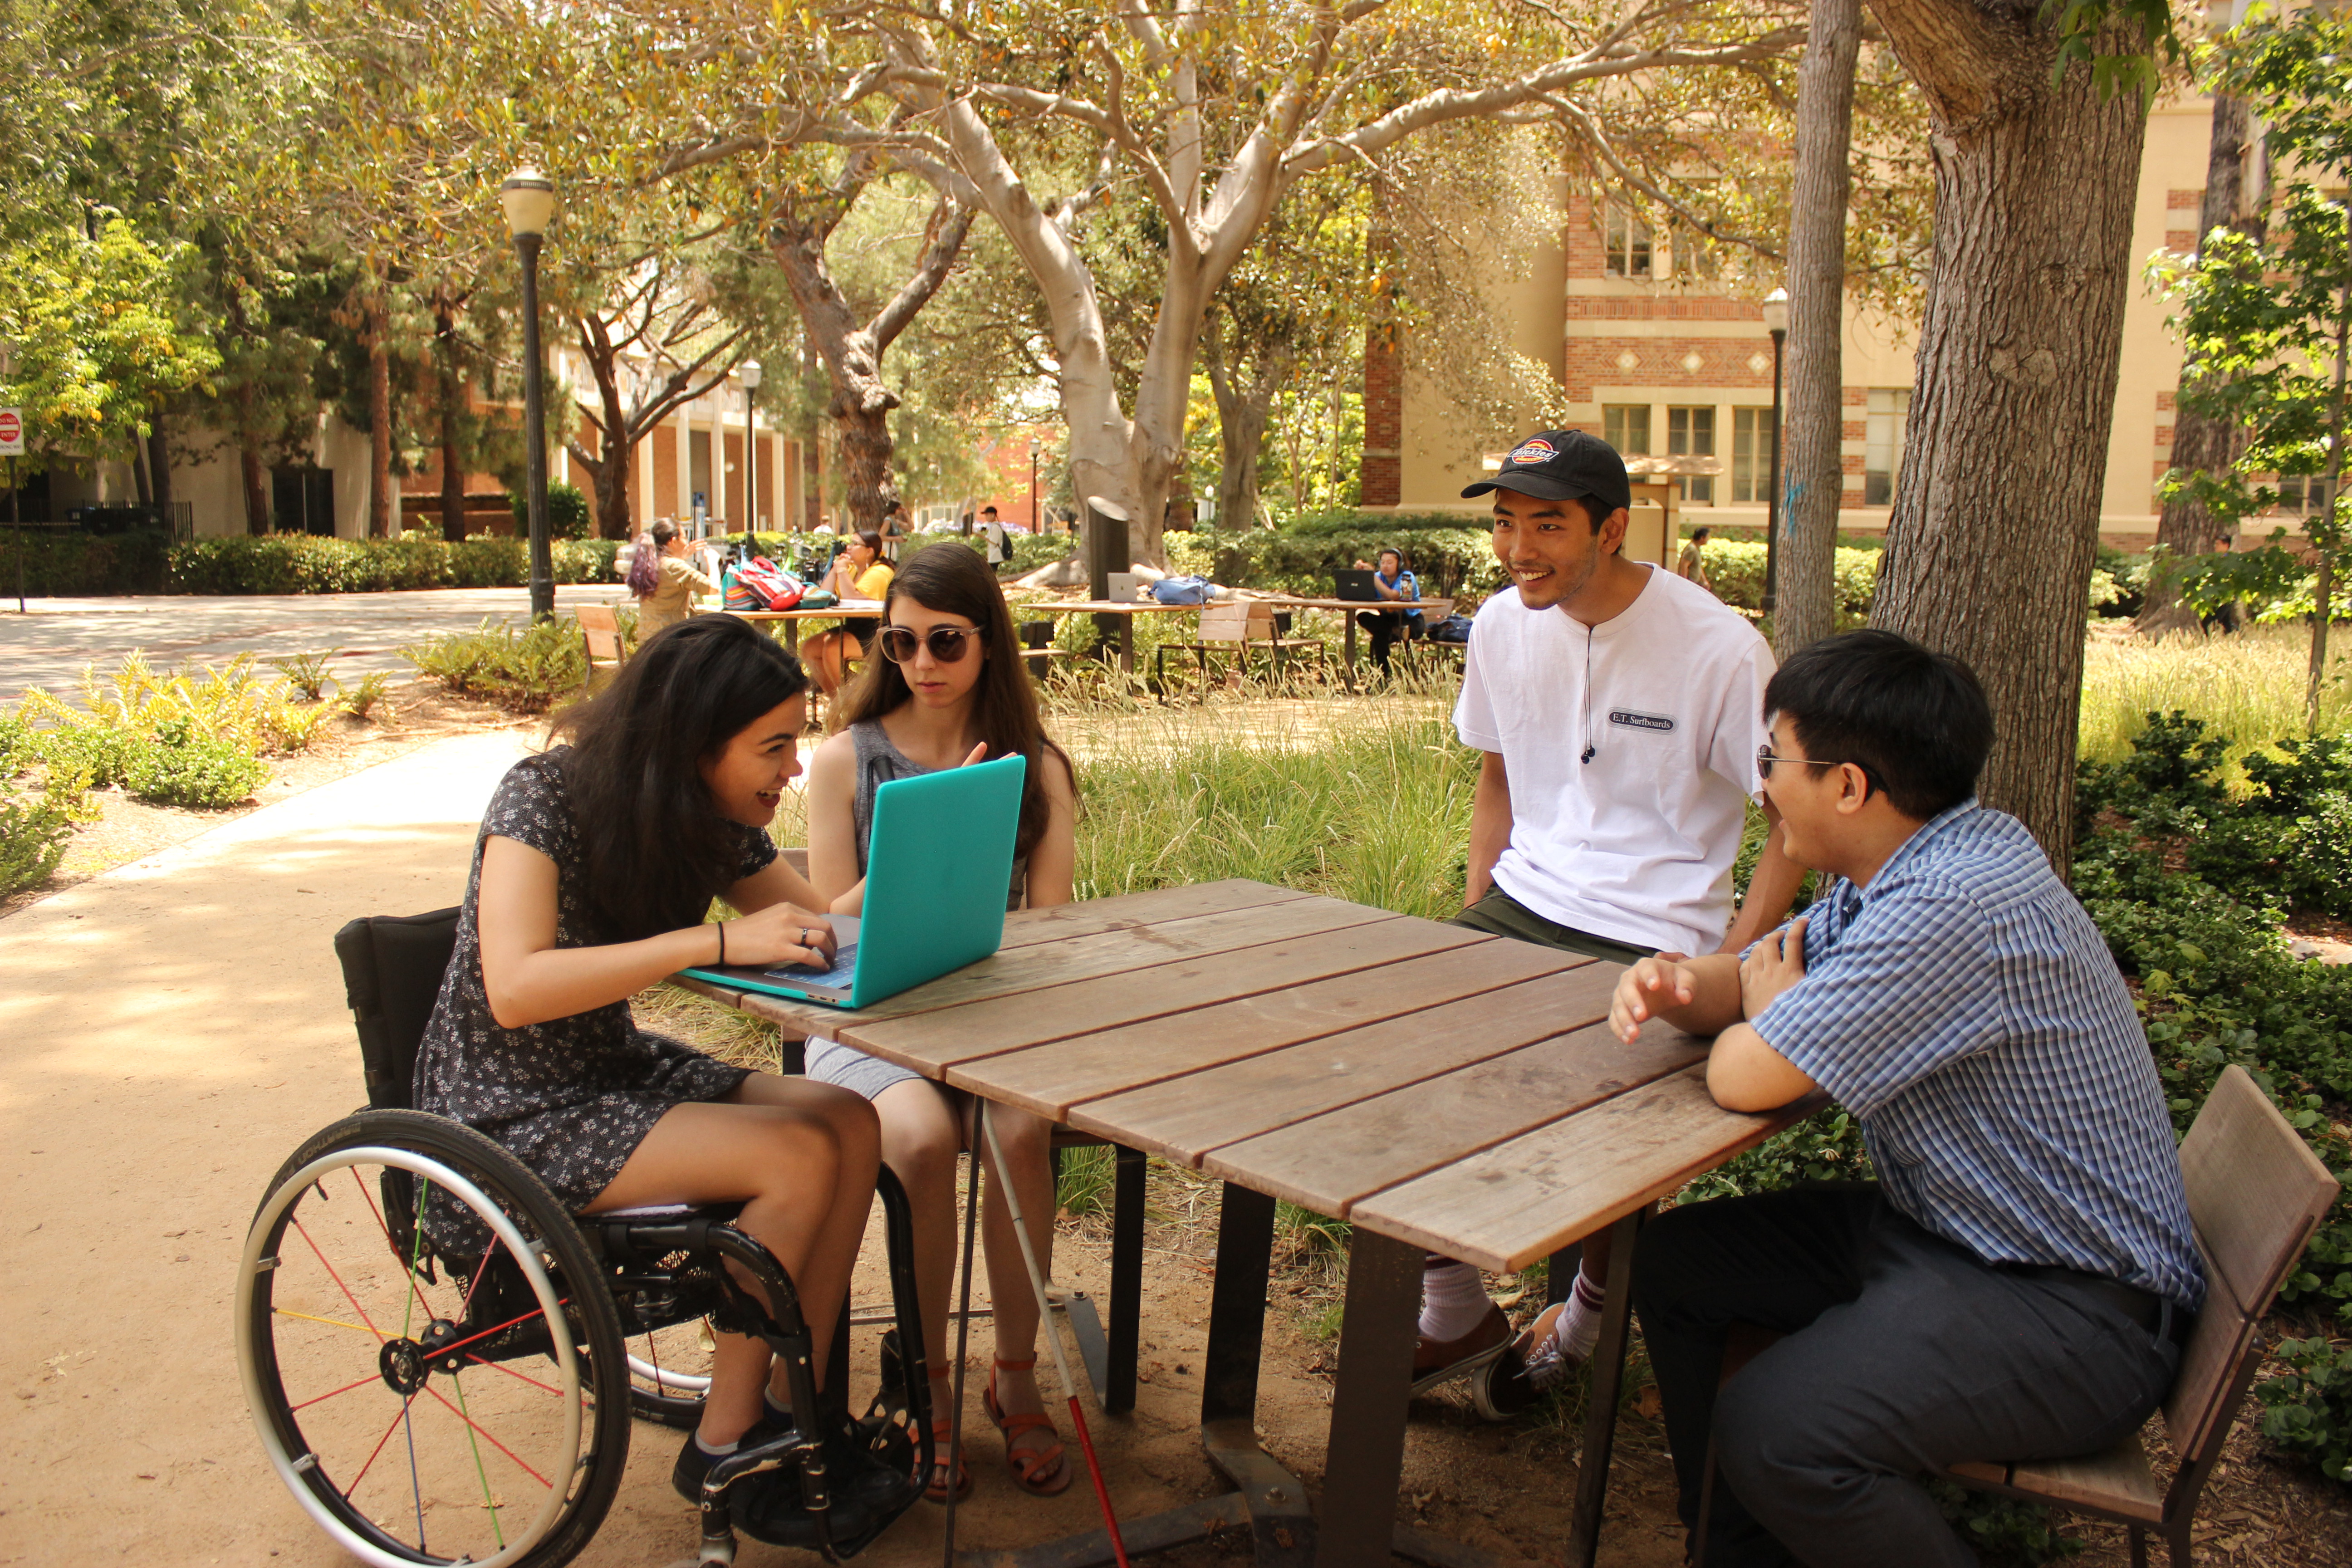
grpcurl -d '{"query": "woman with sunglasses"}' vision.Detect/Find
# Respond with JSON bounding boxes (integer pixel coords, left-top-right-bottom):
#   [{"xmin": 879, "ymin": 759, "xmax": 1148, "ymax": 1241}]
[{"xmin": 801, "ymin": 541, "xmax": 1080, "ymax": 1504}]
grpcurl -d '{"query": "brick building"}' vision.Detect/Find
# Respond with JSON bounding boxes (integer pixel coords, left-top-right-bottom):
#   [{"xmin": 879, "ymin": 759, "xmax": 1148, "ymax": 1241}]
[{"xmin": 1363, "ymin": 93, "xmax": 2220, "ymax": 546}]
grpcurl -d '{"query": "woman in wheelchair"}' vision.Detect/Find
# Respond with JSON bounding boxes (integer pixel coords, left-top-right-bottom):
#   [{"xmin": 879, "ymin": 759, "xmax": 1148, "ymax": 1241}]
[
  {"xmin": 802, "ymin": 541, "xmax": 1082, "ymax": 1504},
  {"xmin": 411, "ymin": 614, "xmax": 899, "ymax": 1537}
]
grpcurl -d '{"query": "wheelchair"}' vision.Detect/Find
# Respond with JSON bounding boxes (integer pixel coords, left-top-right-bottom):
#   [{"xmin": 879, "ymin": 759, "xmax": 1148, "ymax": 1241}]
[{"xmin": 235, "ymin": 908, "xmax": 933, "ymax": 1568}]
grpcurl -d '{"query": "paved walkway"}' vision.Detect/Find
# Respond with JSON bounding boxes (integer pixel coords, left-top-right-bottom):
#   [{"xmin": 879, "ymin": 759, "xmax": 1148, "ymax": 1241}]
[{"xmin": 0, "ymin": 586, "xmax": 634, "ymax": 706}]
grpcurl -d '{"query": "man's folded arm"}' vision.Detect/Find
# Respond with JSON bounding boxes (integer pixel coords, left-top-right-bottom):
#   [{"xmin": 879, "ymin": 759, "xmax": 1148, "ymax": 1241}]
[{"xmin": 1707, "ymin": 1024, "xmax": 1819, "ymax": 1112}]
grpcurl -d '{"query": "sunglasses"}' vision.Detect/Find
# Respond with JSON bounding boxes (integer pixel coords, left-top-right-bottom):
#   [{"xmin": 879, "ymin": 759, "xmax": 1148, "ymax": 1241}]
[
  {"xmin": 878, "ymin": 624, "xmax": 980, "ymax": 664},
  {"xmin": 1758, "ymin": 744, "xmax": 1884, "ymax": 795}
]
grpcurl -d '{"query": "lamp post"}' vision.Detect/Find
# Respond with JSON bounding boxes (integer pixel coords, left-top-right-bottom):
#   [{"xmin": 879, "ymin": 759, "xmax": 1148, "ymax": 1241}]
[
  {"xmin": 1029, "ymin": 434, "xmax": 1040, "ymax": 533},
  {"xmin": 501, "ymin": 167, "xmax": 558, "ymax": 622},
  {"xmin": 1760, "ymin": 286, "xmax": 1789, "ymax": 619},
  {"xmin": 738, "ymin": 358, "xmax": 761, "ymax": 564}
]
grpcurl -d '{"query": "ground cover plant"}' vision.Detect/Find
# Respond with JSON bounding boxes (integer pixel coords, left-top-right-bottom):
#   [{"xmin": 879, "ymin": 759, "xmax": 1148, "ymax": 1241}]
[{"xmin": 400, "ymin": 615, "xmax": 592, "ymax": 713}]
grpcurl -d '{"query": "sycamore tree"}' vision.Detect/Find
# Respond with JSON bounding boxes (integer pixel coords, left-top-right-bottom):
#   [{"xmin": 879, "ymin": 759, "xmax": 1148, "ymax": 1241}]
[
  {"xmin": 0, "ymin": 219, "xmax": 220, "ymax": 481},
  {"xmin": 846, "ymin": 0, "xmax": 1805, "ymax": 560}
]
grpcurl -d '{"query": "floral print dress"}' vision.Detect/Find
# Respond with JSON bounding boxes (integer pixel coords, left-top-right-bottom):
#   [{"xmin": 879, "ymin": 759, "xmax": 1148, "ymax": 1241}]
[{"xmin": 413, "ymin": 749, "xmax": 763, "ymax": 1214}]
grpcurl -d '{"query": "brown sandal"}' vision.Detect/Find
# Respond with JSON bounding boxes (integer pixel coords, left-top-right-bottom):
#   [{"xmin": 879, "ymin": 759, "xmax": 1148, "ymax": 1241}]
[
  {"xmin": 983, "ymin": 1356, "xmax": 1073, "ymax": 1497},
  {"xmin": 925, "ymin": 1366, "xmax": 972, "ymax": 1503}
]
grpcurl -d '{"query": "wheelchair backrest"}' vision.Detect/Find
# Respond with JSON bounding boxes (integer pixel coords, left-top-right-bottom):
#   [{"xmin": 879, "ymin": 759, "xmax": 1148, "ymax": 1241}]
[{"xmin": 333, "ymin": 908, "xmax": 461, "ymax": 1111}]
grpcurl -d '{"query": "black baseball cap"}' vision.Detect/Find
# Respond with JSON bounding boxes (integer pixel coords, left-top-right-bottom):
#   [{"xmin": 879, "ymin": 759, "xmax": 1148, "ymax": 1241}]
[{"xmin": 1461, "ymin": 429, "xmax": 1632, "ymax": 514}]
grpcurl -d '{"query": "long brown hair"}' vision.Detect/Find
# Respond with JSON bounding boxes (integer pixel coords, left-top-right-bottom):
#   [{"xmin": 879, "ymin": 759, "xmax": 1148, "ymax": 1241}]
[{"xmin": 832, "ymin": 541, "xmax": 1071, "ymax": 864}]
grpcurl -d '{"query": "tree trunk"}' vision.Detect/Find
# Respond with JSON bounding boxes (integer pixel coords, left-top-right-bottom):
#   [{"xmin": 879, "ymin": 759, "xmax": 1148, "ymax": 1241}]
[
  {"xmin": 1866, "ymin": 0, "xmax": 2151, "ymax": 867},
  {"xmin": 434, "ymin": 291, "xmax": 469, "ymax": 542},
  {"xmin": 768, "ymin": 190, "xmax": 970, "ymax": 538},
  {"xmin": 147, "ymin": 421, "xmax": 171, "ymax": 524},
  {"xmin": 131, "ymin": 436, "xmax": 153, "ymax": 505},
  {"xmin": 2138, "ymin": 93, "xmax": 2258, "ymax": 637},
  {"xmin": 1774, "ymin": 0, "xmax": 1862, "ymax": 658},
  {"xmin": 1203, "ymin": 316, "xmax": 1285, "ymax": 529},
  {"xmin": 366, "ymin": 292, "xmax": 392, "ymax": 538},
  {"xmin": 241, "ymin": 445, "xmax": 270, "ymax": 535}
]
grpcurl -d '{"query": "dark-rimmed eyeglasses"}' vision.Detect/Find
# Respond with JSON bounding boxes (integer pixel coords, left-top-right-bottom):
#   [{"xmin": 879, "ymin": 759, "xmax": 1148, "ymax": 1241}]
[
  {"xmin": 878, "ymin": 624, "xmax": 979, "ymax": 665},
  {"xmin": 1758, "ymin": 744, "xmax": 1883, "ymax": 796}
]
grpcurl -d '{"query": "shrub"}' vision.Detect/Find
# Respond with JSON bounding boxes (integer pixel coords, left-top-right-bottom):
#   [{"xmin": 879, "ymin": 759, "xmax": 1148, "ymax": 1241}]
[
  {"xmin": 1168, "ymin": 524, "xmax": 1507, "ymax": 600},
  {"xmin": 335, "ymin": 670, "xmax": 394, "ymax": 719},
  {"xmin": 0, "ymin": 790, "xmax": 72, "ymax": 895},
  {"xmin": 164, "ymin": 534, "xmax": 620, "ymax": 595},
  {"xmin": 33, "ymin": 720, "xmax": 142, "ymax": 794},
  {"xmin": 2258, "ymin": 1335, "xmax": 2352, "ymax": 1483},
  {"xmin": 122, "ymin": 720, "xmax": 271, "ymax": 808},
  {"xmin": 510, "ymin": 481, "xmax": 591, "ymax": 542},
  {"xmin": 1701, "ymin": 541, "xmax": 1881, "ymax": 626},
  {"xmin": 0, "ymin": 526, "xmax": 172, "ymax": 595},
  {"xmin": 401, "ymin": 616, "xmax": 589, "ymax": 713},
  {"xmin": 0, "ymin": 710, "xmax": 38, "ymax": 779},
  {"xmin": 268, "ymin": 649, "xmax": 342, "ymax": 701}
]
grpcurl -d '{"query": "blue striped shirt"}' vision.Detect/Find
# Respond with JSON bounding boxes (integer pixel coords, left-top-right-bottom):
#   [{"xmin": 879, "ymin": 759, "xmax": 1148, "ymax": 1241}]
[{"xmin": 1753, "ymin": 801, "xmax": 2205, "ymax": 1310}]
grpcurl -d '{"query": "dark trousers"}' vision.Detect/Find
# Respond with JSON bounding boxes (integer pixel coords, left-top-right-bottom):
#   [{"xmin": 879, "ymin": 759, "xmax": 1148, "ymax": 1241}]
[
  {"xmin": 1355, "ymin": 608, "xmax": 1423, "ymax": 670},
  {"xmin": 1633, "ymin": 1187, "xmax": 2179, "ymax": 1568},
  {"xmin": 1448, "ymin": 888, "xmax": 1651, "ymax": 965}
]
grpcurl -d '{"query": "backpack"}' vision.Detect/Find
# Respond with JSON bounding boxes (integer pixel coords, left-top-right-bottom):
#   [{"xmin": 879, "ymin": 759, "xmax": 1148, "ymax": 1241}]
[
  {"xmin": 1425, "ymin": 612, "xmax": 1474, "ymax": 644},
  {"xmin": 730, "ymin": 557, "xmax": 804, "ymax": 611},
  {"xmin": 1150, "ymin": 574, "xmax": 1215, "ymax": 606}
]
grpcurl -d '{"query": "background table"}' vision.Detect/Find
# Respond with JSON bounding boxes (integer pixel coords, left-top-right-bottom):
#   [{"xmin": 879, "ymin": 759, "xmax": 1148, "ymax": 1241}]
[
  {"xmin": 1008, "ymin": 598, "xmax": 1199, "ymax": 675},
  {"xmin": 678, "ymin": 880, "xmax": 1807, "ymax": 1567},
  {"xmin": 726, "ymin": 599, "xmax": 887, "ymax": 651}
]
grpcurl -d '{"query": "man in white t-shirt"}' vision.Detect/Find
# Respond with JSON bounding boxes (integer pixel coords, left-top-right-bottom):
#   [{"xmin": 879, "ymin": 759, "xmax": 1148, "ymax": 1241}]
[{"xmin": 1418, "ymin": 429, "xmax": 1807, "ymax": 1410}]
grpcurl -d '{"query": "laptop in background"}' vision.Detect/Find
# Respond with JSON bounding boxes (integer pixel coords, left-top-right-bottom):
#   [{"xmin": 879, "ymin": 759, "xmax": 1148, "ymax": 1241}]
[
  {"xmin": 679, "ymin": 753, "xmax": 1027, "ymax": 1009},
  {"xmin": 1333, "ymin": 568, "xmax": 1382, "ymax": 603}
]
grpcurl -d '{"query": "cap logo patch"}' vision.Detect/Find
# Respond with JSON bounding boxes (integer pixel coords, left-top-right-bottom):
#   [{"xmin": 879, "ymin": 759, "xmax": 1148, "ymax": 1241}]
[{"xmin": 1507, "ymin": 439, "xmax": 1556, "ymax": 466}]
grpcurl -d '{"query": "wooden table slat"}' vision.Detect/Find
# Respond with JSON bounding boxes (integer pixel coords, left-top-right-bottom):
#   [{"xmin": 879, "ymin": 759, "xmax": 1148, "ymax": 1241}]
[
  {"xmin": 1349, "ymin": 1069, "xmax": 1821, "ymax": 1272},
  {"xmin": 1067, "ymin": 960, "xmax": 1623, "ymax": 1164},
  {"xmin": 955, "ymin": 934, "xmax": 1567, "ymax": 1131},
  {"xmin": 996, "ymin": 878, "xmax": 1309, "ymax": 951},
  {"xmin": 1199, "ymin": 1022, "xmax": 1708, "ymax": 1219},
  {"xmin": 730, "ymin": 889, "xmax": 1387, "ymax": 1039}
]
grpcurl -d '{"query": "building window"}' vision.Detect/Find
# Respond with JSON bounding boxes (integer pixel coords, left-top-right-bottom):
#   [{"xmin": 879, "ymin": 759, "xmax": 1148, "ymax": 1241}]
[
  {"xmin": 1605, "ymin": 205, "xmax": 1653, "ymax": 279},
  {"xmin": 1865, "ymin": 388, "xmax": 1911, "ymax": 506},
  {"xmin": 1603, "ymin": 404, "xmax": 1651, "ymax": 455},
  {"xmin": 1669, "ymin": 406, "xmax": 1715, "ymax": 504},
  {"xmin": 2276, "ymin": 473, "xmax": 2333, "ymax": 512},
  {"xmin": 1730, "ymin": 408, "xmax": 1776, "ymax": 504}
]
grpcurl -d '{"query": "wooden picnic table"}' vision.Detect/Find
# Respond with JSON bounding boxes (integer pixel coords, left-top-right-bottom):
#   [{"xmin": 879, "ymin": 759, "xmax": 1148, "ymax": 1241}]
[
  {"xmin": 1258, "ymin": 594, "xmax": 1456, "ymax": 692},
  {"xmin": 1009, "ymin": 598, "xmax": 1200, "ymax": 676},
  {"xmin": 725, "ymin": 599, "xmax": 888, "ymax": 651},
  {"xmin": 676, "ymin": 880, "xmax": 1806, "ymax": 1568}
]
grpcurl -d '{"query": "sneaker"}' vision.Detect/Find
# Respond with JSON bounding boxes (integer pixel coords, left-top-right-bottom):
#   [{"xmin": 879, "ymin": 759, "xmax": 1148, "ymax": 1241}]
[
  {"xmin": 729, "ymin": 1419, "xmax": 909, "ymax": 1550},
  {"xmin": 1483, "ymin": 1301, "xmax": 1577, "ymax": 1417},
  {"xmin": 671, "ymin": 1407, "xmax": 798, "ymax": 1504},
  {"xmin": 1410, "ymin": 1302, "xmax": 1510, "ymax": 1382}
]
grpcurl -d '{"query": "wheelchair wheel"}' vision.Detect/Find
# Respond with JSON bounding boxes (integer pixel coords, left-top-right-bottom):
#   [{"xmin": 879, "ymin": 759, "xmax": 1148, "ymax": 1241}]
[
  {"xmin": 625, "ymin": 1319, "xmax": 712, "ymax": 1429},
  {"xmin": 237, "ymin": 1109, "xmax": 630, "ymax": 1568}
]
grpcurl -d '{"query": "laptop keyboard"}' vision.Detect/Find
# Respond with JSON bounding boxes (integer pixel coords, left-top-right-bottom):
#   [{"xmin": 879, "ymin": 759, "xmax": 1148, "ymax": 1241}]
[{"xmin": 766, "ymin": 943, "xmax": 857, "ymax": 990}]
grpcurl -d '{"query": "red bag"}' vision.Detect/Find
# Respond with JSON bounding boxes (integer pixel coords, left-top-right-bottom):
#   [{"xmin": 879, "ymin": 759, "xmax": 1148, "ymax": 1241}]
[{"xmin": 731, "ymin": 558, "xmax": 804, "ymax": 611}]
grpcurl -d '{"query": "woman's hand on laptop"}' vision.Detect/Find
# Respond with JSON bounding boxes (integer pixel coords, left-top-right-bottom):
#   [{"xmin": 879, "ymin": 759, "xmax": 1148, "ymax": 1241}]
[
  {"xmin": 725, "ymin": 900, "xmax": 839, "ymax": 967},
  {"xmin": 957, "ymin": 741, "xmax": 990, "ymax": 767}
]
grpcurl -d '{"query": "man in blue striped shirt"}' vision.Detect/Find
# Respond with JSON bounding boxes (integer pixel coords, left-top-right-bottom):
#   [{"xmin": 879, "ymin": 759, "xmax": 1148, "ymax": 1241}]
[{"xmin": 1617, "ymin": 630, "xmax": 2203, "ymax": 1568}]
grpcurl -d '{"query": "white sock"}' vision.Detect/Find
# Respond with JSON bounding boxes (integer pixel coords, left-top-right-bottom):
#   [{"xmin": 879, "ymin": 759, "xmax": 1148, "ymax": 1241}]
[
  {"xmin": 1552, "ymin": 1272, "xmax": 1607, "ymax": 1361},
  {"xmin": 694, "ymin": 1431, "xmax": 740, "ymax": 1457},
  {"xmin": 1418, "ymin": 1260, "xmax": 1492, "ymax": 1342}
]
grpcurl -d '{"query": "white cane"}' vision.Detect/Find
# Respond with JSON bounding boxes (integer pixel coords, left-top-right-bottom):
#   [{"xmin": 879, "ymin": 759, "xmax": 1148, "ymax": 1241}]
[{"xmin": 977, "ymin": 1102, "xmax": 1131, "ymax": 1568}]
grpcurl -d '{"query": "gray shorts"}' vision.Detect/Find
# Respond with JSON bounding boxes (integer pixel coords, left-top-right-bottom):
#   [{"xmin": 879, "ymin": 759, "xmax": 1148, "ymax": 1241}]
[{"xmin": 804, "ymin": 1035, "xmax": 925, "ymax": 1101}]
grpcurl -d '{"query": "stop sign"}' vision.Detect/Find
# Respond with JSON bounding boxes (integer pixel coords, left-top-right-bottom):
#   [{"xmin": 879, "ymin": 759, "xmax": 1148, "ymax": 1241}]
[{"xmin": 0, "ymin": 409, "xmax": 21, "ymax": 456}]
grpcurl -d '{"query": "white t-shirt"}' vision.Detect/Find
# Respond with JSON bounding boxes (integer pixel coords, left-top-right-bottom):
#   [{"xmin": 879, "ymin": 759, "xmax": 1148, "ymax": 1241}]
[{"xmin": 1453, "ymin": 566, "xmax": 1775, "ymax": 956}]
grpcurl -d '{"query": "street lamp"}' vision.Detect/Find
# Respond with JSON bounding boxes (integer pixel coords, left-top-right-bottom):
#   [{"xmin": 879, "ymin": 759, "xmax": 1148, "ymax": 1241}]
[
  {"xmin": 738, "ymin": 358, "xmax": 761, "ymax": 564},
  {"xmin": 1029, "ymin": 434, "xmax": 1040, "ymax": 533},
  {"xmin": 501, "ymin": 167, "xmax": 558, "ymax": 622},
  {"xmin": 1760, "ymin": 286, "xmax": 1789, "ymax": 619}
]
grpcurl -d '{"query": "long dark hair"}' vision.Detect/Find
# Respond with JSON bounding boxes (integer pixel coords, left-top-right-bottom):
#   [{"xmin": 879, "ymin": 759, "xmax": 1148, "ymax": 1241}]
[
  {"xmin": 550, "ymin": 615, "xmax": 810, "ymax": 939},
  {"xmin": 831, "ymin": 541, "xmax": 1071, "ymax": 865}
]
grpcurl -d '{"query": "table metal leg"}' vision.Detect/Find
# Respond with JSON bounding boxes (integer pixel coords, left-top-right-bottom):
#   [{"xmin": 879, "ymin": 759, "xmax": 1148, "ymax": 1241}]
[
  {"xmin": 1106, "ymin": 1145, "xmax": 1145, "ymax": 1415},
  {"xmin": 1200, "ymin": 1184, "xmax": 1314, "ymax": 1565},
  {"xmin": 1314, "ymin": 1226, "xmax": 1419, "ymax": 1565},
  {"xmin": 1567, "ymin": 1206, "xmax": 1649, "ymax": 1568}
]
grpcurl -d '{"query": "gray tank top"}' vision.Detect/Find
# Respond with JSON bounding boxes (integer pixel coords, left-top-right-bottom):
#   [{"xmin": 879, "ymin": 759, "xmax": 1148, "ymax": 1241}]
[{"xmin": 849, "ymin": 720, "xmax": 1028, "ymax": 910}]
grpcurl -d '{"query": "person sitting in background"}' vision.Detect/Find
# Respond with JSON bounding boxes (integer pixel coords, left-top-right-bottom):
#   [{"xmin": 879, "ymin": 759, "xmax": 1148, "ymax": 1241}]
[
  {"xmin": 880, "ymin": 498, "xmax": 910, "ymax": 562},
  {"xmin": 1676, "ymin": 526, "xmax": 1714, "ymax": 593},
  {"xmin": 802, "ymin": 530, "xmax": 895, "ymax": 697},
  {"xmin": 630, "ymin": 519, "xmax": 718, "ymax": 638},
  {"xmin": 1350, "ymin": 547, "xmax": 1426, "ymax": 673},
  {"xmin": 1622, "ymin": 629, "xmax": 2203, "ymax": 1568}
]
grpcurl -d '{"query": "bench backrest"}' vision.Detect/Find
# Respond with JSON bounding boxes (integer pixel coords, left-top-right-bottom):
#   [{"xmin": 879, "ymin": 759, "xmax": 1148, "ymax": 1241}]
[
  {"xmin": 577, "ymin": 603, "xmax": 626, "ymax": 666},
  {"xmin": 1197, "ymin": 601, "xmax": 1268, "ymax": 644},
  {"xmin": 2162, "ymin": 1064, "xmax": 2339, "ymax": 1459}
]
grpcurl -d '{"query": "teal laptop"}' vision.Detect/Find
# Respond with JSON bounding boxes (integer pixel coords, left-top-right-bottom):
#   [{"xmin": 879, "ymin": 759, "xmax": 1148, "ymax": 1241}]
[{"xmin": 680, "ymin": 752, "xmax": 1026, "ymax": 1010}]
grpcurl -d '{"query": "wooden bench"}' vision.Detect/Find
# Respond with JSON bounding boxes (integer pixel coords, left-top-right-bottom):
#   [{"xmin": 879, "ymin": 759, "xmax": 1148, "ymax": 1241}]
[
  {"xmin": 1694, "ymin": 1065, "xmax": 2340, "ymax": 1568},
  {"xmin": 1152, "ymin": 600, "xmax": 1325, "ymax": 699},
  {"xmin": 575, "ymin": 603, "xmax": 625, "ymax": 687}
]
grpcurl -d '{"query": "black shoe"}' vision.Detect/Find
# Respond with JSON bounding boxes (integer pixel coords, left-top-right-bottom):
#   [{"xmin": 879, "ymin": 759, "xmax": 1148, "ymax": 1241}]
[
  {"xmin": 727, "ymin": 1414, "xmax": 914, "ymax": 1550},
  {"xmin": 671, "ymin": 1407, "xmax": 799, "ymax": 1504}
]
